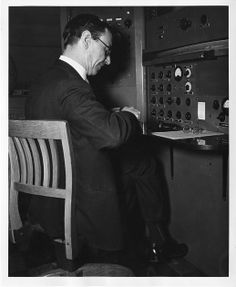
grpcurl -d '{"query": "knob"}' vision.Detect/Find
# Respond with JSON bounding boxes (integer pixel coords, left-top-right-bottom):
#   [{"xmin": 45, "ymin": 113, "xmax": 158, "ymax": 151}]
[
  {"xmin": 185, "ymin": 82, "xmax": 192, "ymax": 92},
  {"xmin": 176, "ymin": 111, "xmax": 182, "ymax": 119},
  {"xmin": 158, "ymin": 84, "xmax": 163, "ymax": 91},
  {"xmin": 185, "ymin": 112, "xmax": 191, "ymax": 120},
  {"xmin": 167, "ymin": 110, "xmax": 172, "ymax": 118},
  {"xmin": 201, "ymin": 14, "xmax": 208, "ymax": 25},
  {"xmin": 151, "ymin": 96, "xmax": 156, "ymax": 104},
  {"xmin": 167, "ymin": 84, "xmax": 172, "ymax": 92},
  {"xmin": 166, "ymin": 70, "xmax": 171, "ymax": 78},
  {"xmin": 151, "ymin": 109, "xmax": 156, "ymax": 117},
  {"xmin": 184, "ymin": 68, "xmax": 192, "ymax": 78},
  {"xmin": 166, "ymin": 97, "xmax": 172, "ymax": 105},
  {"xmin": 179, "ymin": 18, "xmax": 192, "ymax": 31},
  {"xmin": 151, "ymin": 84, "xmax": 156, "ymax": 92},
  {"xmin": 186, "ymin": 98, "xmax": 191, "ymax": 106},
  {"xmin": 158, "ymin": 71, "xmax": 163, "ymax": 79},
  {"xmin": 213, "ymin": 100, "xmax": 220, "ymax": 110},
  {"xmin": 124, "ymin": 18, "xmax": 132, "ymax": 28},
  {"xmin": 217, "ymin": 112, "xmax": 225, "ymax": 122},
  {"xmin": 176, "ymin": 97, "xmax": 181, "ymax": 105},
  {"xmin": 159, "ymin": 109, "xmax": 164, "ymax": 117}
]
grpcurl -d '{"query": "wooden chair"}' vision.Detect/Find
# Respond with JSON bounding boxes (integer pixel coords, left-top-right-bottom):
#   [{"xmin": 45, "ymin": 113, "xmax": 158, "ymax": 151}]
[{"xmin": 9, "ymin": 120, "xmax": 78, "ymax": 271}]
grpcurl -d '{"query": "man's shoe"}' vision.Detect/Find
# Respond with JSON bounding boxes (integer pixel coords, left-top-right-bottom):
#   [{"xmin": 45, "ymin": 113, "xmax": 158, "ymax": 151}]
[{"xmin": 149, "ymin": 240, "xmax": 188, "ymax": 263}]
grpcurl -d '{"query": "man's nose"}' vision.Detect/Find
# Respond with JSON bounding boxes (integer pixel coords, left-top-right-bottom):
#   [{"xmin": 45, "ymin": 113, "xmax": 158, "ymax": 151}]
[{"xmin": 105, "ymin": 55, "xmax": 111, "ymax": 65}]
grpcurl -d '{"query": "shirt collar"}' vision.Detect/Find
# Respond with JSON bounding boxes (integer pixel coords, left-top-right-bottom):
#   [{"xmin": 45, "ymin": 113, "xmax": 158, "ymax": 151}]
[{"xmin": 59, "ymin": 55, "xmax": 88, "ymax": 83}]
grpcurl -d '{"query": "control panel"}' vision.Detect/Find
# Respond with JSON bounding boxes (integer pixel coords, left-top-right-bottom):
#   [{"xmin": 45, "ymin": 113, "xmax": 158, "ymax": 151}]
[
  {"xmin": 147, "ymin": 56, "xmax": 228, "ymax": 133},
  {"xmin": 145, "ymin": 6, "xmax": 228, "ymax": 51}
]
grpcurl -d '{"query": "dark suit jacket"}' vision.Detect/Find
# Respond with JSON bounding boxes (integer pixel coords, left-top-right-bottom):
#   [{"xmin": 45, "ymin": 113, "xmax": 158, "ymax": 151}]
[{"xmin": 26, "ymin": 59, "xmax": 141, "ymax": 249}]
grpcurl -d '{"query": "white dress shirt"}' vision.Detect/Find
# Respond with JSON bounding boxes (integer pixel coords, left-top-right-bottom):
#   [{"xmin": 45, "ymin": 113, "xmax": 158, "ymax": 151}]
[{"xmin": 59, "ymin": 55, "xmax": 89, "ymax": 83}]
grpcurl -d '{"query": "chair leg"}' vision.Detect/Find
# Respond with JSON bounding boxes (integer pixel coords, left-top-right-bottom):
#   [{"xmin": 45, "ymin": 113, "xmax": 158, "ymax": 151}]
[{"xmin": 53, "ymin": 241, "xmax": 81, "ymax": 272}]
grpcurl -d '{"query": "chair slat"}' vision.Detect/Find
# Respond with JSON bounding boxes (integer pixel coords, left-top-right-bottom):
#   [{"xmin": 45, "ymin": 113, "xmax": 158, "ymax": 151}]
[
  {"xmin": 8, "ymin": 138, "xmax": 22, "ymax": 242},
  {"xmin": 20, "ymin": 138, "xmax": 33, "ymax": 185},
  {"xmin": 14, "ymin": 182, "xmax": 66, "ymax": 199},
  {"xmin": 27, "ymin": 138, "xmax": 42, "ymax": 185},
  {"xmin": 49, "ymin": 139, "xmax": 59, "ymax": 188},
  {"xmin": 38, "ymin": 139, "xmax": 50, "ymax": 187},
  {"xmin": 14, "ymin": 137, "xmax": 27, "ymax": 183},
  {"xmin": 9, "ymin": 120, "xmax": 67, "ymax": 139}
]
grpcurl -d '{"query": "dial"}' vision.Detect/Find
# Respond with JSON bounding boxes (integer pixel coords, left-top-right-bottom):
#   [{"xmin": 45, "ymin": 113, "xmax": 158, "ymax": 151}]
[
  {"xmin": 176, "ymin": 97, "xmax": 181, "ymax": 105},
  {"xmin": 151, "ymin": 109, "xmax": 156, "ymax": 117},
  {"xmin": 167, "ymin": 84, "xmax": 172, "ymax": 92},
  {"xmin": 174, "ymin": 66, "xmax": 183, "ymax": 81},
  {"xmin": 167, "ymin": 110, "xmax": 172, "ymax": 118},
  {"xmin": 176, "ymin": 111, "xmax": 182, "ymax": 119},
  {"xmin": 151, "ymin": 96, "xmax": 156, "ymax": 104},
  {"xmin": 185, "ymin": 112, "xmax": 192, "ymax": 120},
  {"xmin": 186, "ymin": 98, "xmax": 191, "ymax": 106},
  {"xmin": 184, "ymin": 67, "xmax": 192, "ymax": 78},
  {"xmin": 185, "ymin": 81, "xmax": 192, "ymax": 93},
  {"xmin": 222, "ymin": 98, "xmax": 229, "ymax": 116}
]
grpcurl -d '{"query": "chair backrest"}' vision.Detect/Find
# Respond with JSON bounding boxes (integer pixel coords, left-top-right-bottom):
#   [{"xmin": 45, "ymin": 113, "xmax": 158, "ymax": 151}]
[{"xmin": 8, "ymin": 120, "xmax": 77, "ymax": 260}]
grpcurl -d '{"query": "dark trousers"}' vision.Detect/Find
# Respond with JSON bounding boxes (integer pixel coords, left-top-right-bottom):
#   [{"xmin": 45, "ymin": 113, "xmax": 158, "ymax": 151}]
[{"xmin": 110, "ymin": 136, "xmax": 170, "ymax": 249}]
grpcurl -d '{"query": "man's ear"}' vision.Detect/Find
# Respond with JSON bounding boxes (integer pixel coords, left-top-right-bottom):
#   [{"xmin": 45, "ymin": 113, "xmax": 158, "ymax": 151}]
[{"xmin": 80, "ymin": 30, "xmax": 92, "ymax": 50}]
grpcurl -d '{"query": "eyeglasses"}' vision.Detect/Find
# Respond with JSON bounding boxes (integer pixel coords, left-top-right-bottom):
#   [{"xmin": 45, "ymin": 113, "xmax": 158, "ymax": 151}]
[{"xmin": 96, "ymin": 38, "xmax": 112, "ymax": 57}]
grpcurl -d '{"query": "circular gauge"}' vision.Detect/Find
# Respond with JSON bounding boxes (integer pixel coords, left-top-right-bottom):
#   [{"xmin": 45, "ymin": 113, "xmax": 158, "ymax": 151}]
[
  {"xmin": 185, "ymin": 67, "xmax": 192, "ymax": 78},
  {"xmin": 222, "ymin": 98, "xmax": 229, "ymax": 116},
  {"xmin": 174, "ymin": 66, "xmax": 183, "ymax": 81},
  {"xmin": 185, "ymin": 81, "xmax": 192, "ymax": 93}
]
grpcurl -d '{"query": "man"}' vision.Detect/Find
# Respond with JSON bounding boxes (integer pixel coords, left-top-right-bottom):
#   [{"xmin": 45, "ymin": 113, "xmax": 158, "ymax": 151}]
[{"xmin": 26, "ymin": 14, "xmax": 187, "ymax": 266}]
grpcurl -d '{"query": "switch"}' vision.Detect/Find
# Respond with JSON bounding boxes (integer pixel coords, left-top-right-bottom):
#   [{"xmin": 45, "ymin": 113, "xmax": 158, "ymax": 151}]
[{"xmin": 198, "ymin": 102, "xmax": 206, "ymax": 120}]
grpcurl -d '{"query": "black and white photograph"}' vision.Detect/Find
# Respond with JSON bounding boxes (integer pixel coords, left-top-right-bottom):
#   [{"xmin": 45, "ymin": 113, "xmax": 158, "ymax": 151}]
[{"xmin": 2, "ymin": 0, "xmax": 236, "ymax": 286}]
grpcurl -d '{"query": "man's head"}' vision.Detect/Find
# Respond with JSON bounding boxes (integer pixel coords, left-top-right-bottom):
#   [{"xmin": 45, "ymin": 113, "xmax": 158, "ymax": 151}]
[{"xmin": 63, "ymin": 14, "xmax": 112, "ymax": 76}]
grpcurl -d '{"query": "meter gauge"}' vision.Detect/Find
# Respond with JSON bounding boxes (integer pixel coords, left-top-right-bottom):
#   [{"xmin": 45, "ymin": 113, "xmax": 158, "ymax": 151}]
[
  {"xmin": 222, "ymin": 98, "xmax": 229, "ymax": 116},
  {"xmin": 174, "ymin": 66, "xmax": 183, "ymax": 81},
  {"xmin": 185, "ymin": 81, "xmax": 192, "ymax": 93},
  {"xmin": 184, "ymin": 67, "xmax": 192, "ymax": 78}
]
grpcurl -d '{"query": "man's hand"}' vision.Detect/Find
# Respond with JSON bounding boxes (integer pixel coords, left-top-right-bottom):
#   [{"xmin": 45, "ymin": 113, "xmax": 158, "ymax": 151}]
[
  {"xmin": 113, "ymin": 106, "xmax": 141, "ymax": 120},
  {"xmin": 121, "ymin": 106, "xmax": 141, "ymax": 120}
]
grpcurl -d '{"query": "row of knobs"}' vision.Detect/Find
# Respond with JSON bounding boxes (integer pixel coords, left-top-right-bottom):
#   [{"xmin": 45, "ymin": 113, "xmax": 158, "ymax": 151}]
[
  {"xmin": 151, "ymin": 96, "xmax": 191, "ymax": 106},
  {"xmin": 151, "ymin": 109, "xmax": 192, "ymax": 120},
  {"xmin": 151, "ymin": 83, "xmax": 192, "ymax": 93},
  {"xmin": 151, "ymin": 69, "xmax": 191, "ymax": 80},
  {"xmin": 151, "ymin": 96, "xmax": 221, "ymax": 110}
]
